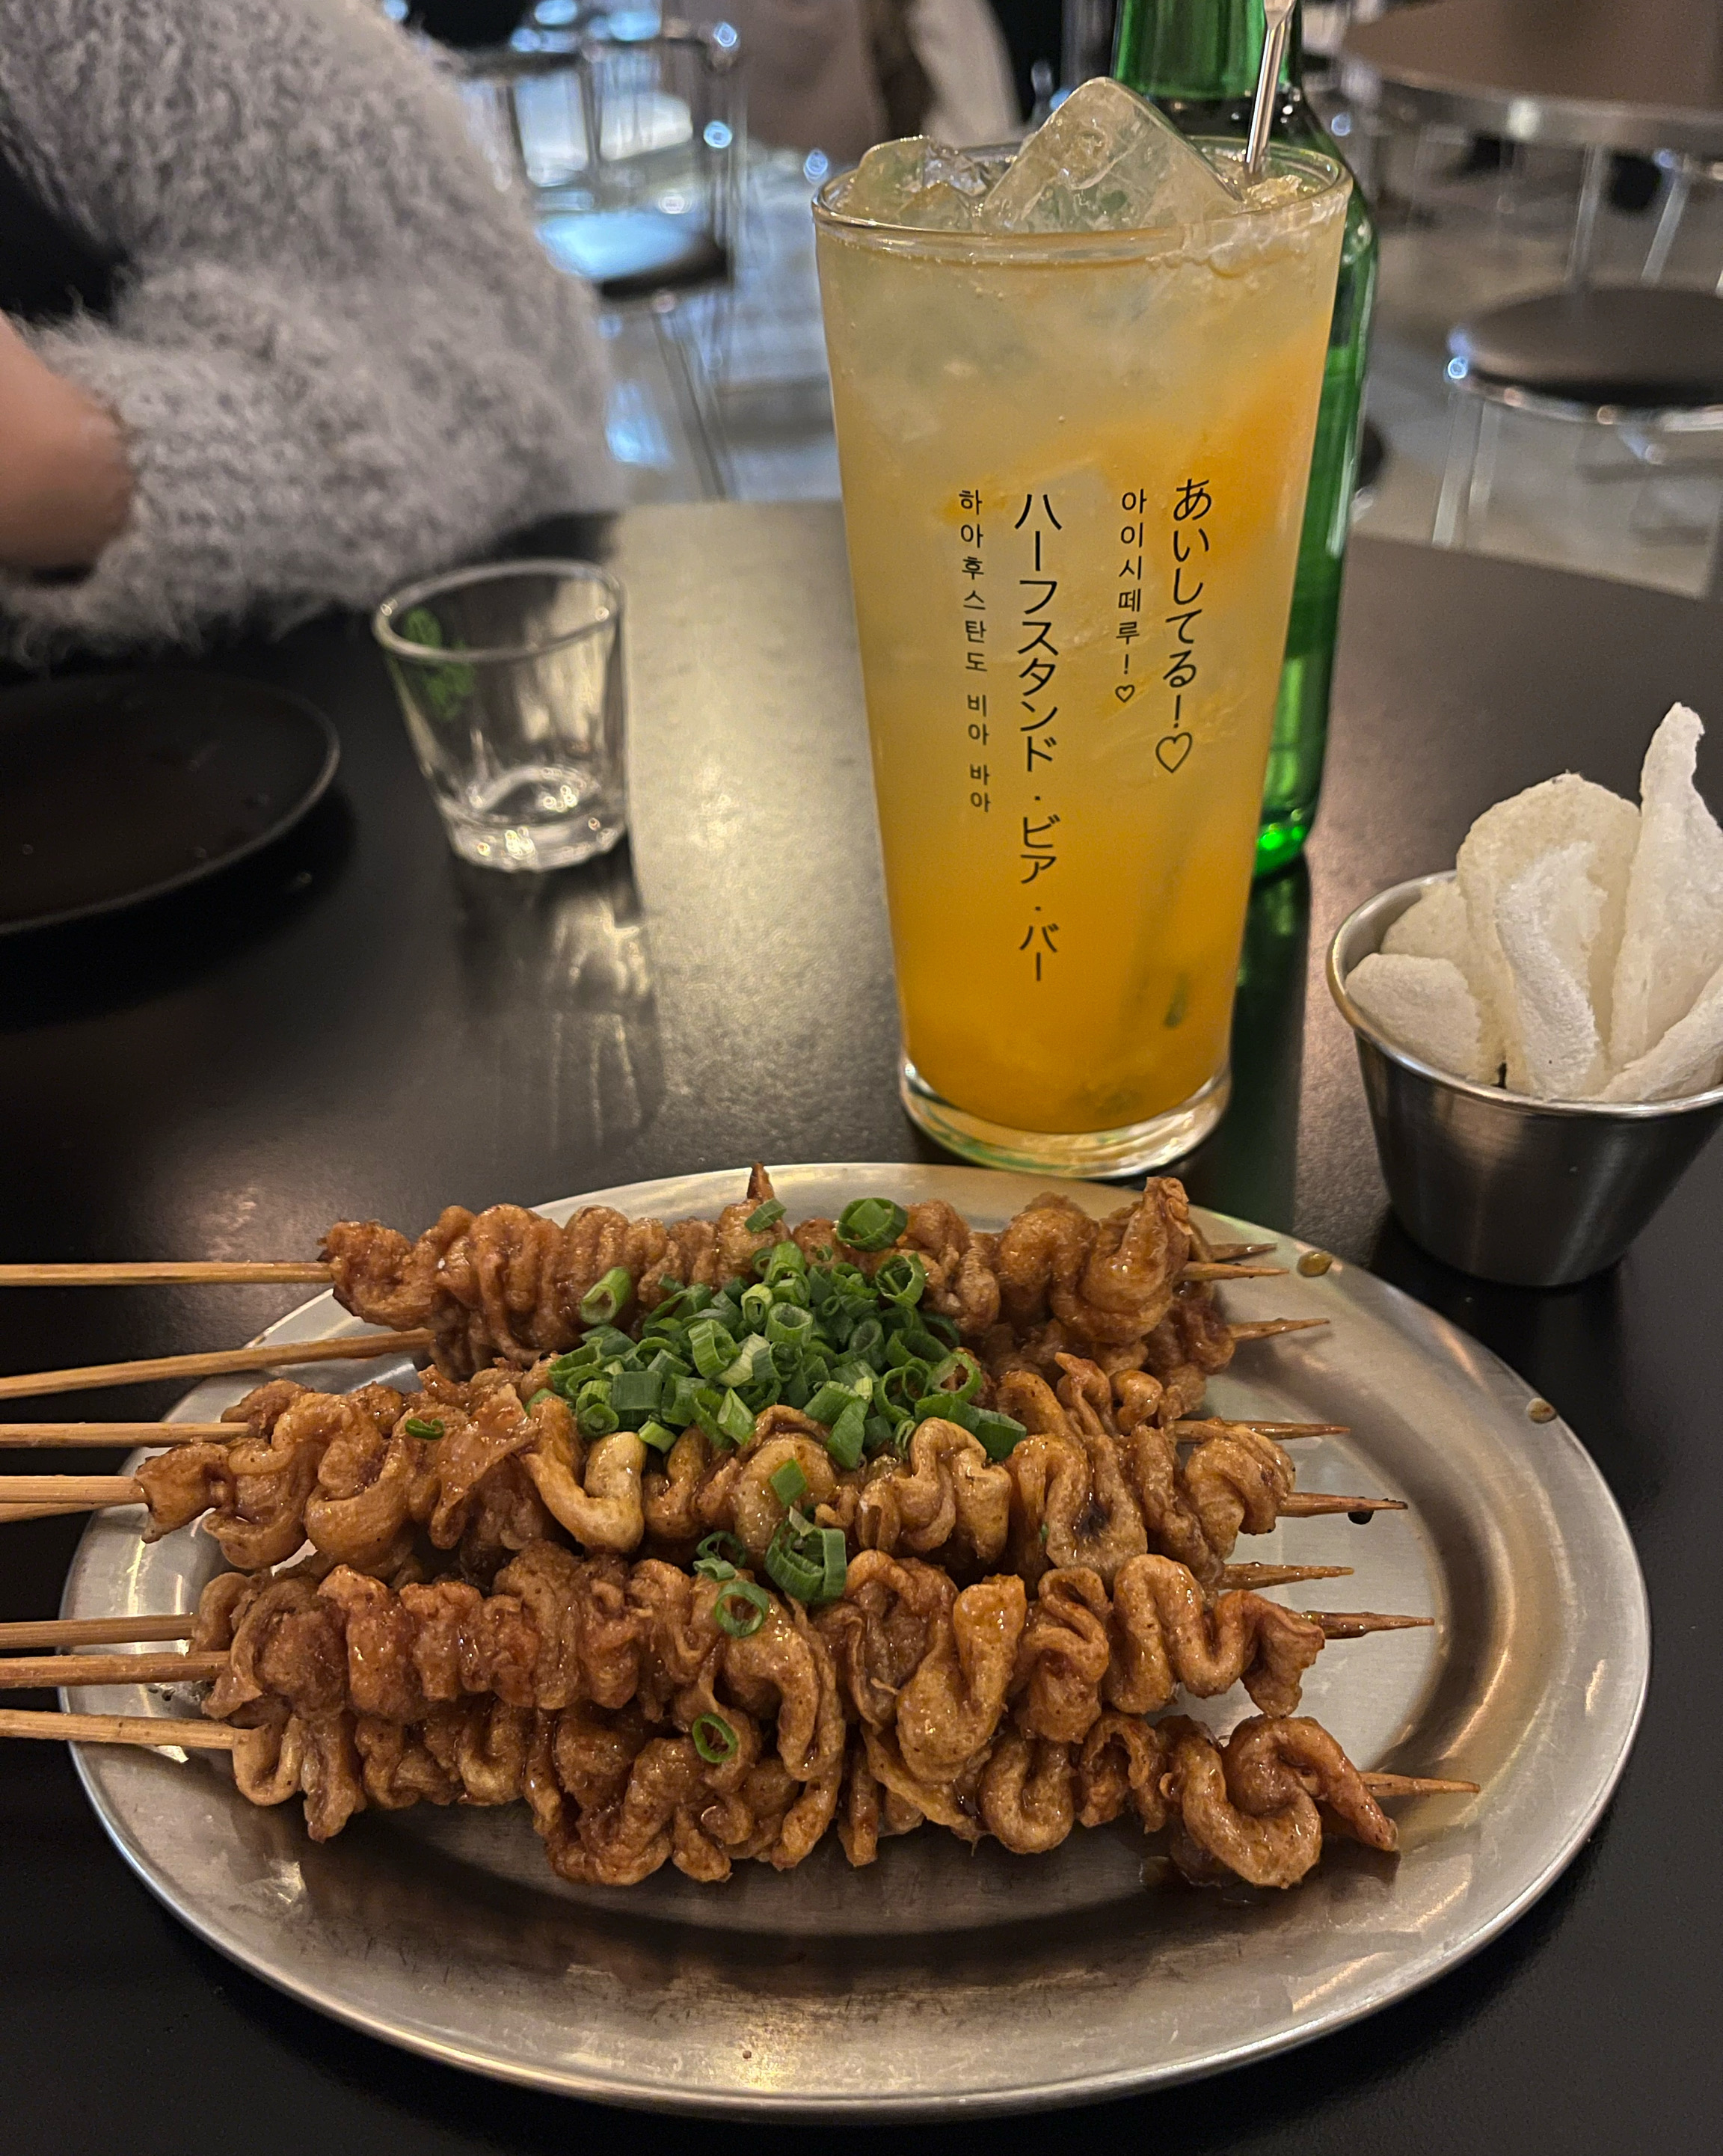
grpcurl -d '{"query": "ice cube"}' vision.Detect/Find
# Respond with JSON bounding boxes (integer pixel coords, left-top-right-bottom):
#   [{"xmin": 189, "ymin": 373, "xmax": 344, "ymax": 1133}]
[
  {"xmin": 1602, "ymin": 956, "xmax": 1723, "ymax": 1102},
  {"xmin": 1608, "ymin": 704, "xmax": 1723, "ymax": 1072},
  {"xmin": 1344, "ymin": 953, "xmax": 1489, "ymax": 1083},
  {"xmin": 1455, "ymin": 772, "xmax": 1638, "ymax": 1092},
  {"xmin": 980, "ymin": 79, "xmax": 1238, "ymax": 236},
  {"xmin": 835, "ymin": 138, "xmax": 990, "ymax": 230},
  {"xmin": 1495, "ymin": 843, "xmax": 1608, "ymax": 1099}
]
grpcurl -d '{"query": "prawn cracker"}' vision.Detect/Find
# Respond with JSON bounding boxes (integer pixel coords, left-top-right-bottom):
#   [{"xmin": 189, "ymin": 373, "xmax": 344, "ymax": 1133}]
[
  {"xmin": 1609, "ymin": 704, "xmax": 1723, "ymax": 1072},
  {"xmin": 1456, "ymin": 773, "xmax": 1637, "ymax": 1090},
  {"xmin": 1345, "ymin": 953, "xmax": 1489, "ymax": 1083}
]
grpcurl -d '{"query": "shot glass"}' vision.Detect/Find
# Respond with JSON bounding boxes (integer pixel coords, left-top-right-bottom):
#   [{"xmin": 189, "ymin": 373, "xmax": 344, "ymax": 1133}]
[{"xmin": 374, "ymin": 559, "xmax": 626, "ymax": 871}]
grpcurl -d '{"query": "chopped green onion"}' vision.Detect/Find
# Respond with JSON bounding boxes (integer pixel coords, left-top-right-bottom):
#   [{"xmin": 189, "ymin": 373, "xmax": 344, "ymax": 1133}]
[
  {"xmin": 806, "ymin": 1379, "xmax": 858, "ymax": 1427},
  {"xmin": 928, "ymin": 1348, "xmax": 983, "ymax": 1404},
  {"xmin": 637, "ymin": 1419, "xmax": 678, "ymax": 1454},
  {"xmin": 864, "ymin": 1413, "xmax": 897, "ymax": 1458},
  {"xmin": 760, "ymin": 1239, "xmax": 806, "ymax": 1286},
  {"xmin": 688, "ymin": 1316, "xmax": 739, "ymax": 1379},
  {"xmin": 740, "ymin": 1281, "xmax": 773, "ymax": 1329},
  {"xmin": 716, "ymin": 1333, "xmax": 772, "ymax": 1388},
  {"xmin": 691, "ymin": 1711, "xmax": 738, "ymax": 1765},
  {"xmin": 579, "ymin": 1266, "xmax": 634, "ymax": 1324},
  {"xmin": 847, "ymin": 1316, "xmax": 885, "ymax": 1363},
  {"xmin": 766, "ymin": 1302, "xmax": 814, "ymax": 1348},
  {"xmin": 916, "ymin": 1393, "xmax": 974, "ymax": 1431},
  {"xmin": 880, "ymin": 1362, "xmax": 928, "ymax": 1416},
  {"xmin": 697, "ymin": 1530, "xmax": 748, "ymax": 1571},
  {"xmin": 681, "ymin": 1283, "xmax": 714, "ymax": 1315},
  {"xmin": 830, "ymin": 1358, "xmax": 875, "ymax": 1401},
  {"xmin": 713, "ymin": 1578, "xmax": 771, "ymax": 1638},
  {"xmin": 874, "ymin": 1252, "xmax": 925, "ymax": 1306},
  {"xmin": 717, "ymin": 1388, "xmax": 755, "ymax": 1446},
  {"xmin": 826, "ymin": 1398, "xmax": 866, "ymax": 1471},
  {"xmin": 970, "ymin": 1407, "xmax": 1027, "ymax": 1462},
  {"xmin": 764, "ymin": 1512, "xmax": 820, "ymax": 1600},
  {"xmin": 922, "ymin": 1311, "xmax": 960, "ymax": 1347},
  {"xmin": 764, "ymin": 1508, "xmax": 847, "ymax": 1603},
  {"xmin": 577, "ymin": 1398, "xmax": 620, "ymax": 1437},
  {"xmin": 663, "ymin": 1374, "xmax": 703, "ymax": 1428},
  {"xmin": 524, "ymin": 1389, "xmax": 552, "ymax": 1410},
  {"xmin": 837, "ymin": 1197, "xmax": 908, "ymax": 1251},
  {"xmin": 746, "ymin": 1199, "xmax": 786, "ymax": 1233},
  {"xmin": 609, "ymin": 1368, "xmax": 663, "ymax": 1416},
  {"xmin": 770, "ymin": 1458, "xmax": 809, "ymax": 1508},
  {"xmin": 692, "ymin": 1384, "xmax": 728, "ymax": 1443},
  {"xmin": 404, "ymin": 1415, "xmax": 443, "ymax": 1439}
]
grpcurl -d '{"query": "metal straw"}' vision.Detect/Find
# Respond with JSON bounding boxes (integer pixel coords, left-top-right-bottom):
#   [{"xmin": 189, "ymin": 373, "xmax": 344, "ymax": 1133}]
[{"xmin": 1245, "ymin": 0, "xmax": 1295, "ymax": 178}]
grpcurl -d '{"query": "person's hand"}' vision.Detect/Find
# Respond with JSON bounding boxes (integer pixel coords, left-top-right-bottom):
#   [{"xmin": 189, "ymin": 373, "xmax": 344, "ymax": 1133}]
[{"xmin": 0, "ymin": 313, "xmax": 133, "ymax": 571}]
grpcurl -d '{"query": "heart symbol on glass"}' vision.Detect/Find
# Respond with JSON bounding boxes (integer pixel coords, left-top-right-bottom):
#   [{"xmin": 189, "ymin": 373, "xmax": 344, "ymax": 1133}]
[
  {"xmin": 1114, "ymin": 683, "xmax": 1136, "ymax": 704},
  {"xmin": 1155, "ymin": 732, "xmax": 1193, "ymax": 773}
]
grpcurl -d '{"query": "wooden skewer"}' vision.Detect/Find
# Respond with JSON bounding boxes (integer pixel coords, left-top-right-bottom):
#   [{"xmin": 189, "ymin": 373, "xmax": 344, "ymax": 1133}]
[
  {"xmin": 0, "ymin": 1475, "xmax": 143, "ymax": 1506},
  {"xmin": 1219, "ymin": 1563, "xmax": 1353, "ymax": 1590},
  {"xmin": 0, "ymin": 1605, "xmax": 1425, "ymax": 1692},
  {"xmin": 1173, "ymin": 1418, "xmax": 1349, "ymax": 1440},
  {"xmin": 0, "ymin": 1481, "xmax": 1410, "ymax": 1528},
  {"xmin": 1180, "ymin": 1262, "xmax": 1286, "ymax": 1282},
  {"xmin": 0, "ymin": 1327, "xmax": 433, "ymax": 1402},
  {"xmin": 1203, "ymin": 1241, "xmax": 1279, "ymax": 1262},
  {"xmin": 0, "ymin": 1707, "xmax": 236, "ymax": 1750},
  {"xmin": 0, "ymin": 1650, "xmax": 227, "ymax": 1689},
  {"xmin": 0, "ymin": 1262, "xmax": 334, "ymax": 1286},
  {"xmin": 1228, "ymin": 1318, "xmax": 1329, "ymax": 1342},
  {"xmin": 0, "ymin": 1415, "xmax": 1345, "ymax": 1452},
  {"xmin": 0, "ymin": 1423, "xmax": 234, "ymax": 1447},
  {"xmin": 0, "ymin": 1707, "xmax": 1481, "ymax": 1799},
  {"xmin": 1360, "ymin": 1771, "xmax": 1479, "ymax": 1796},
  {"xmin": 1281, "ymin": 1493, "xmax": 1407, "ymax": 1517},
  {"xmin": 0, "ymin": 1501, "xmax": 110, "ymax": 1523},
  {"xmin": 0, "ymin": 1615, "xmax": 197, "ymax": 1650}
]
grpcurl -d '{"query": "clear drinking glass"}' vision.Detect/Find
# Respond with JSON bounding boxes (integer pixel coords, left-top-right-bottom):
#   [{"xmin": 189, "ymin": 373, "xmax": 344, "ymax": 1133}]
[
  {"xmin": 374, "ymin": 559, "xmax": 626, "ymax": 872},
  {"xmin": 814, "ymin": 143, "xmax": 1348, "ymax": 1176}
]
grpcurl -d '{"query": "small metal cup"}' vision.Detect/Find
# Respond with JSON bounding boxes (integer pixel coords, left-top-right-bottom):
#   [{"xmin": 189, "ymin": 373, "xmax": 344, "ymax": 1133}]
[{"xmin": 1328, "ymin": 873, "xmax": 1723, "ymax": 1286}]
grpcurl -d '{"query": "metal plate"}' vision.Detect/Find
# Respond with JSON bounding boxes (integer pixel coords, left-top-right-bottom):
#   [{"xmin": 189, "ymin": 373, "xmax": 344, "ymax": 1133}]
[{"xmin": 61, "ymin": 1164, "xmax": 1650, "ymax": 2117}]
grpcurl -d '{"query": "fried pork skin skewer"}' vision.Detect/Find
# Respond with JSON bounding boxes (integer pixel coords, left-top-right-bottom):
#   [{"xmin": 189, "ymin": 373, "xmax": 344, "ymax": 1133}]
[
  {"xmin": 317, "ymin": 1170, "xmax": 1295, "ymax": 1378},
  {"xmin": 0, "ymin": 1529, "xmax": 1457, "ymax": 1894},
  {"xmin": 45, "ymin": 1356, "xmax": 1398, "ymax": 1593},
  {"xmin": 0, "ymin": 1693, "xmax": 1473, "ymax": 1894},
  {"xmin": 0, "ymin": 1544, "xmax": 1427, "ymax": 1874}
]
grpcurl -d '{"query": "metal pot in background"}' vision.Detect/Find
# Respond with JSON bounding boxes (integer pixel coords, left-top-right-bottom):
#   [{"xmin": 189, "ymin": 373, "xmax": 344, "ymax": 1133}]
[{"xmin": 1328, "ymin": 872, "xmax": 1723, "ymax": 1286}]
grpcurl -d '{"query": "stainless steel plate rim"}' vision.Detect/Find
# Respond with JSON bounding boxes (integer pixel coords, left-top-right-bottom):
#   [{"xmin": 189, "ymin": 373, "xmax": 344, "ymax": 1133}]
[{"xmin": 63, "ymin": 1163, "xmax": 1650, "ymax": 2117}]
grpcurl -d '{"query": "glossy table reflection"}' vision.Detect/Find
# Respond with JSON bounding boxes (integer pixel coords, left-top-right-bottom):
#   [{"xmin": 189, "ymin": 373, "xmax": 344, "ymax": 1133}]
[{"xmin": 1, "ymin": 505, "xmax": 1719, "ymax": 2153}]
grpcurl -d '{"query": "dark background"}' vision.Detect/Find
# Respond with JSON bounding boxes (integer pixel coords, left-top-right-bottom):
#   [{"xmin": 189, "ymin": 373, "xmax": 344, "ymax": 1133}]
[{"xmin": 0, "ymin": 515, "xmax": 1716, "ymax": 2152}]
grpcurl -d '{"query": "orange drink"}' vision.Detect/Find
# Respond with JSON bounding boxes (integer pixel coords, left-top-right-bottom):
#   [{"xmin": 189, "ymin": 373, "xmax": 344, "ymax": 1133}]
[{"xmin": 814, "ymin": 97, "xmax": 1348, "ymax": 1173}]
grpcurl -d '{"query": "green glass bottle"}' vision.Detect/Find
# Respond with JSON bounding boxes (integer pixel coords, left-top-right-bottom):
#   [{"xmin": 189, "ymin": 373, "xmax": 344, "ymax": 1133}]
[{"xmin": 1113, "ymin": 0, "xmax": 1378, "ymax": 876}]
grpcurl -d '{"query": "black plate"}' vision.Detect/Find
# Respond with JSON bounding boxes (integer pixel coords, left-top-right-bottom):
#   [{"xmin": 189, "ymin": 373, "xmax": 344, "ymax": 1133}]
[{"xmin": 0, "ymin": 670, "xmax": 339, "ymax": 934}]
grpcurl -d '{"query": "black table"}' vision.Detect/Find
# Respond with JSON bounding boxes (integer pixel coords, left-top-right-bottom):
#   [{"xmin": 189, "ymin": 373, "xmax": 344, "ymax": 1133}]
[{"xmin": 1, "ymin": 506, "xmax": 1719, "ymax": 2153}]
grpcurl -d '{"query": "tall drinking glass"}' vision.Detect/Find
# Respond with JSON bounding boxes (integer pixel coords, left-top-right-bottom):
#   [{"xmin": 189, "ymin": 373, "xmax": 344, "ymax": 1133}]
[{"xmin": 814, "ymin": 141, "xmax": 1348, "ymax": 1176}]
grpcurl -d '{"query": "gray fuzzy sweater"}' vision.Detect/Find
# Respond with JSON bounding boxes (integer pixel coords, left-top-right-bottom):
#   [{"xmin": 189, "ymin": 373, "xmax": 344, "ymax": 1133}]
[{"xmin": 0, "ymin": 0, "xmax": 614, "ymax": 657}]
